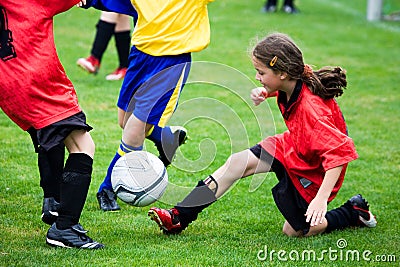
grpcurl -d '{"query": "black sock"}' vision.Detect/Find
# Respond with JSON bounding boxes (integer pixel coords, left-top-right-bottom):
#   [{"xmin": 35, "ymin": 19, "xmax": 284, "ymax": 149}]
[
  {"xmin": 266, "ymin": 0, "xmax": 277, "ymax": 7},
  {"xmin": 283, "ymin": 0, "xmax": 293, "ymax": 7},
  {"xmin": 175, "ymin": 180, "xmax": 217, "ymax": 229},
  {"xmin": 91, "ymin": 20, "xmax": 116, "ymax": 62},
  {"xmin": 114, "ymin": 30, "xmax": 131, "ymax": 68},
  {"xmin": 56, "ymin": 153, "xmax": 92, "ymax": 230},
  {"xmin": 38, "ymin": 143, "xmax": 65, "ymax": 202},
  {"xmin": 325, "ymin": 201, "xmax": 359, "ymax": 233}
]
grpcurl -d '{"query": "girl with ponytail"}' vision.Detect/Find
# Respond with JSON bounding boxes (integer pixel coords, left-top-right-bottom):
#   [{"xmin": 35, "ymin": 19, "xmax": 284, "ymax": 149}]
[{"xmin": 148, "ymin": 33, "xmax": 376, "ymax": 237}]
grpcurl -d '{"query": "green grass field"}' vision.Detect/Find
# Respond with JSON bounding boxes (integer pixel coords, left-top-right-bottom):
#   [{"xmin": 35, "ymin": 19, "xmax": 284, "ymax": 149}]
[{"xmin": 1, "ymin": 0, "xmax": 399, "ymax": 266}]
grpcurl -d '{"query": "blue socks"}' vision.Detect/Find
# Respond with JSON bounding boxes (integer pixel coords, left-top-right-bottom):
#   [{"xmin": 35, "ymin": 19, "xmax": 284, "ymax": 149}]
[{"xmin": 98, "ymin": 140, "xmax": 142, "ymax": 193}]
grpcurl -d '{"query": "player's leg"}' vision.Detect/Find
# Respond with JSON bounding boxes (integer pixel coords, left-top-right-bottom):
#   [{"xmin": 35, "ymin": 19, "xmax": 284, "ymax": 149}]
[
  {"xmin": 282, "ymin": 220, "xmax": 328, "ymax": 237},
  {"xmin": 263, "ymin": 0, "xmax": 277, "ymax": 12},
  {"xmin": 96, "ymin": 113, "xmax": 152, "ymax": 211},
  {"xmin": 146, "ymin": 125, "xmax": 188, "ymax": 167},
  {"xmin": 42, "ymin": 113, "xmax": 103, "ymax": 249},
  {"xmin": 140, "ymin": 60, "xmax": 191, "ymax": 167},
  {"xmin": 282, "ymin": 194, "xmax": 377, "ymax": 237},
  {"xmin": 324, "ymin": 194, "xmax": 377, "ymax": 233},
  {"xmin": 106, "ymin": 14, "xmax": 131, "ymax": 81},
  {"xmin": 77, "ymin": 11, "xmax": 117, "ymax": 74},
  {"xmin": 282, "ymin": 0, "xmax": 298, "ymax": 13},
  {"xmin": 28, "ymin": 128, "xmax": 64, "ymax": 225},
  {"xmin": 149, "ymin": 148, "xmax": 272, "ymax": 233}
]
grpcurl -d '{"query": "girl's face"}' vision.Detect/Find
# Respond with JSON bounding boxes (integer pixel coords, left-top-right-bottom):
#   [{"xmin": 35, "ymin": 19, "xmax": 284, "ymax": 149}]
[{"xmin": 252, "ymin": 56, "xmax": 283, "ymax": 94}]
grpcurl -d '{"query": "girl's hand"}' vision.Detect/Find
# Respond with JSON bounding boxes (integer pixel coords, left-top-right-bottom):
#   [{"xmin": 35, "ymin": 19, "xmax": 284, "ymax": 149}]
[
  {"xmin": 76, "ymin": 0, "xmax": 86, "ymax": 7},
  {"xmin": 250, "ymin": 87, "xmax": 268, "ymax": 106},
  {"xmin": 305, "ymin": 196, "xmax": 328, "ymax": 227}
]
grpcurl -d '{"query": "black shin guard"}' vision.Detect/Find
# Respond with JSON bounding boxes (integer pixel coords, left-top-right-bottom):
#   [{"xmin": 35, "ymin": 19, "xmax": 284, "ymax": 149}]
[
  {"xmin": 91, "ymin": 20, "xmax": 115, "ymax": 61},
  {"xmin": 38, "ymin": 143, "xmax": 65, "ymax": 201},
  {"xmin": 114, "ymin": 31, "xmax": 131, "ymax": 68},
  {"xmin": 175, "ymin": 177, "xmax": 218, "ymax": 229},
  {"xmin": 325, "ymin": 201, "xmax": 359, "ymax": 233},
  {"xmin": 56, "ymin": 153, "xmax": 92, "ymax": 230}
]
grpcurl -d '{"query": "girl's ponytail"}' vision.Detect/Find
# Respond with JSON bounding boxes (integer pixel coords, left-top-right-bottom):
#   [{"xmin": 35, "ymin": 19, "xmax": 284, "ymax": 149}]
[{"xmin": 302, "ymin": 66, "xmax": 347, "ymax": 99}]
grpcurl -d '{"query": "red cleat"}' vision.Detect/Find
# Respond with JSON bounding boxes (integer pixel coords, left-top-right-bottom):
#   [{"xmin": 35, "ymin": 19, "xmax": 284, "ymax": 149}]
[
  {"xmin": 105, "ymin": 67, "xmax": 127, "ymax": 81},
  {"xmin": 77, "ymin": 55, "xmax": 100, "ymax": 74},
  {"xmin": 148, "ymin": 207, "xmax": 183, "ymax": 234}
]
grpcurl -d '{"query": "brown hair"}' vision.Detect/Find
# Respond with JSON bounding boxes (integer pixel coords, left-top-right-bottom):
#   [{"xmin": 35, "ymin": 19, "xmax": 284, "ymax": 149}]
[{"xmin": 252, "ymin": 33, "xmax": 347, "ymax": 99}]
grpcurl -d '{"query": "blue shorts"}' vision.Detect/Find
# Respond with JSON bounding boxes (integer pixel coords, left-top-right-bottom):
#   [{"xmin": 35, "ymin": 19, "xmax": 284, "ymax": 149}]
[{"xmin": 118, "ymin": 46, "xmax": 191, "ymax": 127}]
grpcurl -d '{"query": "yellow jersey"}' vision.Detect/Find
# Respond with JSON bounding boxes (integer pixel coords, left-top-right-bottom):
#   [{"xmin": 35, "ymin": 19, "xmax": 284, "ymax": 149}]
[{"xmin": 131, "ymin": 0, "xmax": 214, "ymax": 56}]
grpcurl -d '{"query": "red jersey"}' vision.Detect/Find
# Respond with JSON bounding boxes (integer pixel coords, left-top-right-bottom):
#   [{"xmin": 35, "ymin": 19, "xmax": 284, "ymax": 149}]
[
  {"xmin": 260, "ymin": 82, "xmax": 358, "ymax": 203},
  {"xmin": 0, "ymin": 0, "xmax": 81, "ymax": 130}
]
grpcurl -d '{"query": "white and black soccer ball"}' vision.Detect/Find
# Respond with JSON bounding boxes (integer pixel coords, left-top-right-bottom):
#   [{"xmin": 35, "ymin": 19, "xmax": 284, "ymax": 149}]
[{"xmin": 111, "ymin": 151, "xmax": 168, "ymax": 207}]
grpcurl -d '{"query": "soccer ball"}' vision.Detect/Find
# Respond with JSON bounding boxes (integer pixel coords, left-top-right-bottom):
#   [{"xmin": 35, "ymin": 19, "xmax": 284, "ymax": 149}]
[{"xmin": 111, "ymin": 151, "xmax": 168, "ymax": 207}]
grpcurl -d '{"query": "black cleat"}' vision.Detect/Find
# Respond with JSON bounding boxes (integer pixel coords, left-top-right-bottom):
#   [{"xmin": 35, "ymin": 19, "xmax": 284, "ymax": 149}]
[
  {"xmin": 41, "ymin": 197, "xmax": 60, "ymax": 225},
  {"xmin": 349, "ymin": 194, "xmax": 377, "ymax": 228},
  {"xmin": 96, "ymin": 189, "xmax": 120, "ymax": 212},
  {"xmin": 157, "ymin": 126, "xmax": 187, "ymax": 167},
  {"xmin": 46, "ymin": 223, "xmax": 104, "ymax": 249},
  {"xmin": 283, "ymin": 5, "xmax": 299, "ymax": 14},
  {"xmin": 262, "ymin": 5, "xmax": 276, "ymax": 13}
]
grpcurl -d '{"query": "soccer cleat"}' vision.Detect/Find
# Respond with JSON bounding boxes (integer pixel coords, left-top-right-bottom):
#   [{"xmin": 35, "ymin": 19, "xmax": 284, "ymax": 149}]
[
  {"xmin": 96, "ymin": 188, "xmax": 121, "ymax": 212},
  {"xmin": 148, "ymin": 207, "xmax": 183, "ymax": 234},
  {"xmin": 105, "ymin": 67, "xmax": 127, "ymax": 81},
  {"xmin": 349, "ymin": 194, "xmax": 377, "ymax": 228},
  {"xmin": 41, "ymin": 197, "xmax": 60, "ymax": 225},
  {"xmin": 262, "ymin": 5, "xmax": 276, "ymax": 13},
  {"xmin": 46, "ymin": 223, "xmax": 104, "ymax": 249},
  {"xmin": 76, "ymin": 55, "xmax": 100, "ymax": 74},
  {"xmin": 283, "ymin": 5, "xmax": 299, "ymax": 14},
  {"xmin": 156, "ymin": 126, "xmax": 188, "ymax": 167}
]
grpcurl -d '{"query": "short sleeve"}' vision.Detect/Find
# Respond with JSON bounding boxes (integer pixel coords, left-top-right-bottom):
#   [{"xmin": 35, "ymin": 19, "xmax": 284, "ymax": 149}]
[{"xmin": 311, "ymin": 119, "xmax": 358, "ymax": 171}]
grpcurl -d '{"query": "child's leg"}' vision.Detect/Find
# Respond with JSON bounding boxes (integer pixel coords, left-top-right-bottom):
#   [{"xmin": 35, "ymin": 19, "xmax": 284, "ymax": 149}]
[
  {"xmin": 28, "ymin": 128, "xmax": 64, "ymax": 201},
  {"xmin": 55, "ymin": 130, "xmax": 94, "ymax": 229},
  {"xmin": 282, "ymin": 220, "xmax": 328, "ymax": 237},
  {"xmin": 146, "ymin": 125, "xmax": 187, "ymax": 167},
  {"xmin": 90, "ymin": 12, "xmax": 117, "ymax": 62},
  {"xmin": 176, "ymin": 150, "xmax": 267, "ymax": 226},
  {"xmin": 98, "ymin": 114, "xmax": 149, "ymax": 193},
  {"xmin": 282, "ymin": 194, "xmax": 376, "ymax": 237},
  {"xmin": 325, "ymin": 194, "xmax": 376, "ymax": 232},
  {"xmin": 114, "ymin": 14, "xmax": 131, "ymax": 69},
  {"xmin": 149, "ymin": 149, "xmax": 272, "ymax": 233},
  {"xmin": 28, "ymin": 128, "xmax": 64, "ymax": 224},
  {"xmin": 38, "ymin": 144, "xmax": 65, "ymax": 200}
]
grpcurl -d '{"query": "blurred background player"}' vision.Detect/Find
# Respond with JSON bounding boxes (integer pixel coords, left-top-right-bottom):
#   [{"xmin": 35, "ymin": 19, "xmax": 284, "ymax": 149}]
[
  {"xmin": 77, "ymin": 11, "xmax": 132, "ymax": 81},
  {"xmin": 80, "ymin": 0, "xmax": 213, "ymax": 212},
  {"xmin": 263, "ymin": 0, "xmax": 298, "ymax": 14},
  {"xmin": 0, "ymin": 0, "xmax": 103, "ymax": 249}
]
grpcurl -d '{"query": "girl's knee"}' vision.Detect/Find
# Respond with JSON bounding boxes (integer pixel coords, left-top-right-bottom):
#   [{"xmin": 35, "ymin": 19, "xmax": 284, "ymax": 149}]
[{"xmin": 282, "ymin": 221, "xmax": 302, "ymax": 237}]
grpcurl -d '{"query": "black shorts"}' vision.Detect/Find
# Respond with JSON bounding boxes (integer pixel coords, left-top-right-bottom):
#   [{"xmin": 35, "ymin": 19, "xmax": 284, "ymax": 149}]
[
  {"xmin": 28, "ymin": 112, "xmax": 92, "ymax": 152},
  {"xmin": 250, "ymin": 144, "xmax": 310, "ymax": 235}
]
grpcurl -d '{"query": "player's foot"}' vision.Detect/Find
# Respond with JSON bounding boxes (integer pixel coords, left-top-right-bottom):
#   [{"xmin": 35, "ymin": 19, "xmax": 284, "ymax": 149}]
[
  {"xmin": 349, "ymin": 194, "xmax": 377, "ymax": 228},
  {"xmin": 76, "ymin": 55, "xmax": 100, "ymax": 74},
  {"xmin": 41, "ymin": 197, "xmax": 60, "ymax": 225},
  {"xmin": 46, "ymin": 223, "xmax": 104, "ymax": 249},
  {"xmin": 105, "ymin": 67, "xmax": 127, "ymax": 81},
  {"xmin": 262, "ymin": 4, "xmax": 276, "ymax": 13},
  {"xmin": 148, "ymin": 207, "xmax": 183, "ymax": 234},
  {"xmin": 157, "ymin": 126, "xmax": 188, "ymax": 167},
  {"xmin": 96, "ymin": 188, "xmax": 121, "ymax": 212},
  {"xmin": 283, "ymin": 5, "xmax": 298, "ymax": 14}
]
